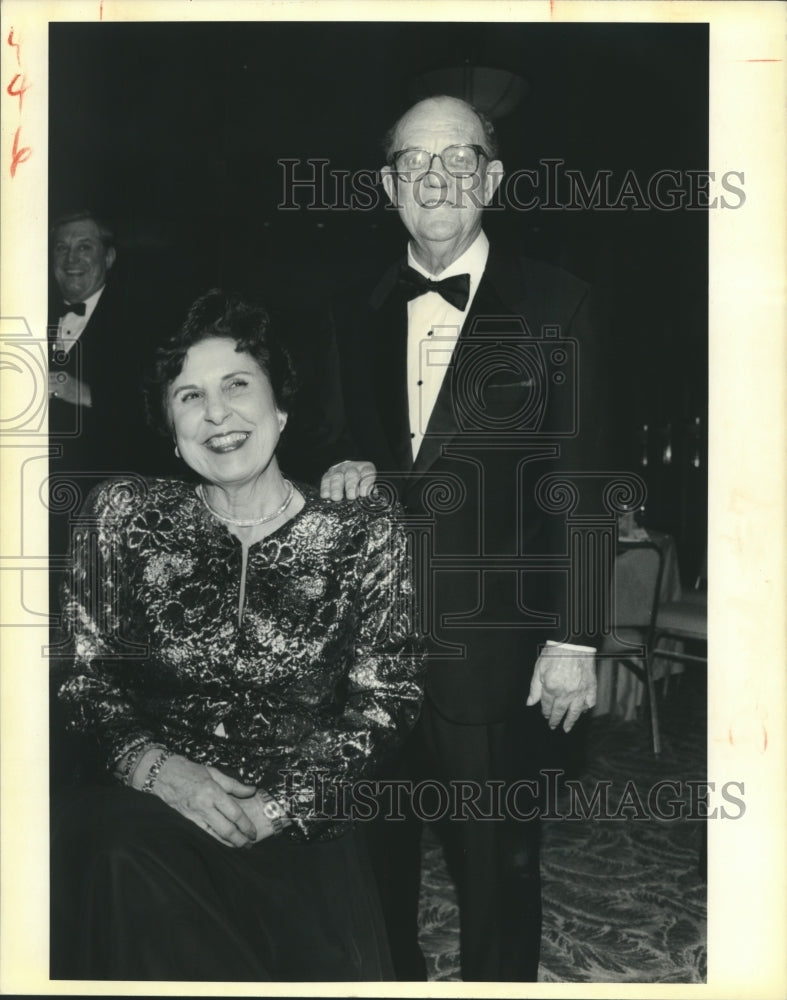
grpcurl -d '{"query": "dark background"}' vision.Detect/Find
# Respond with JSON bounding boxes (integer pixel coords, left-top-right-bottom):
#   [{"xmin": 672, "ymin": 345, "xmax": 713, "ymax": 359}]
[{"xmin": 49, "ymin": 20, "xmax": 708, "ymax": 580}]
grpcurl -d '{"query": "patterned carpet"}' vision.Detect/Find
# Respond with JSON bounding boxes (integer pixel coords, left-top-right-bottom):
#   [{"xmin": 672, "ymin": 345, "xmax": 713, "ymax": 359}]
[{"xmin": 417, "ymin": 671, "xmax": 707, "ymax": 982}]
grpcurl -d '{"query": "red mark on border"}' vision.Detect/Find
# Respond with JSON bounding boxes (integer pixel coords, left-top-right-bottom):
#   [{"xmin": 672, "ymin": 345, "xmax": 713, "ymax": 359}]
[
  {"xmin": 5, "ymin": 26, "xmax": 32, "ymax": 178},
  {"xmin": 728, "ymin": 721, "xmax": 769, "ymax": 752},
  {"xmin": 100, "ymin": 1, "xmax": 104, "ymax": 21},
  {"xmin": 10, "ymin": 127, "xmax": 32, "ymax": 178},
  {"xmin": 742, "ymin": 59, "xmax": 782, "ymax": 63},
  {"xmin": 7, "ymin": 27, "xmax": 21, "ymax": 65},
  {"xmin": 7, "ymin": 73, "xmax": 31, "ymax": 112}
]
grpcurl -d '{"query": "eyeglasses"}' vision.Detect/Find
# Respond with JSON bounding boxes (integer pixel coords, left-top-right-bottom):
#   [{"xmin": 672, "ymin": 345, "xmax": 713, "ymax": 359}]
[{"xmin": 389, "ymin": 144, "xmax": 489, "ymax": 181}]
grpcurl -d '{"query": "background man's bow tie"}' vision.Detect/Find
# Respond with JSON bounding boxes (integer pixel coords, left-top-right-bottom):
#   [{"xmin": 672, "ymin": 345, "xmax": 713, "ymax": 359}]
[
  {"xmin": 398, "ymin": 266, "xmax": 470, "ymax": 311},
  {"xmin": 58, "ymin": 301, "xmax": 86, "ymax": 317}
]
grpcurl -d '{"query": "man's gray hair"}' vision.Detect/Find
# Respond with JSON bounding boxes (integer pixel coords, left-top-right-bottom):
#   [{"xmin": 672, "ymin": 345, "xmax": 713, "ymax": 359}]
[{"xmin": 51, "ymin": 209, "xmax": 115, "ymax": 249}]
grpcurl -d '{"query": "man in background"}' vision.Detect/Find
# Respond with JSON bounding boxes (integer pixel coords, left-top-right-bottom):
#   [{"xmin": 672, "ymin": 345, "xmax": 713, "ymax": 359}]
[{"xmin": 48, "ymin": 209, "xmax": 156, "ymax": 475}]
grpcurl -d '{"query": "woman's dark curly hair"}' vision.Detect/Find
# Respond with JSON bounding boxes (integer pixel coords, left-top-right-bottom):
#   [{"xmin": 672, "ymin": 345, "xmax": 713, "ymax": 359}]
[{"xmin": 144, "ymin": 289, "xmax": 298, "ymax": 438}]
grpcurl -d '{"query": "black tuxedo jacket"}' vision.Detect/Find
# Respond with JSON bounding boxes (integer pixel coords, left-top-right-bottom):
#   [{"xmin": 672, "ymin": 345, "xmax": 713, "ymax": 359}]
[
  {"xmin": 296, "ymin": 244, "xmax": 612, "ymax": 724},
  {"xmin": 48, "ymin": 280, "xmax": 174, "ymax": 479}
]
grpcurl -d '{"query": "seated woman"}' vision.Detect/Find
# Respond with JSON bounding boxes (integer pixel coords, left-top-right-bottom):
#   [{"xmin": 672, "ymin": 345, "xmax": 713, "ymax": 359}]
[{"xmin": 50, "ymin": 289, "xmax": 424, "ymax": 982}]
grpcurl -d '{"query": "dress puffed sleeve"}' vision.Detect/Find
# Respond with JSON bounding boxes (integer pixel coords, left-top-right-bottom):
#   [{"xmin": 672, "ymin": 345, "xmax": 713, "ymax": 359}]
[
  {"xmin": 256, "ymin": 508, "xmax": 425, "ymax": 840},
  {"xmin": 57, "ymin": 478, "xmax": 157, "ymax": 773}
]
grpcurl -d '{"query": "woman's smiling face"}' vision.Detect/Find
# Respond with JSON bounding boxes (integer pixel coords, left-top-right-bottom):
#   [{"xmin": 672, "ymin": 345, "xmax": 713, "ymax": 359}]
[{"xmin": 167, "ymin": 336, "xmax": 287, "ymax": 489}]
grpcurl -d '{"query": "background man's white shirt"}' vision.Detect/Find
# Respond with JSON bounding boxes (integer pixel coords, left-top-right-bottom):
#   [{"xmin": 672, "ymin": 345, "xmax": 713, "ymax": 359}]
[{"xmin": 57, "ymin": 284, "xmax": 105, "ymax": 355}]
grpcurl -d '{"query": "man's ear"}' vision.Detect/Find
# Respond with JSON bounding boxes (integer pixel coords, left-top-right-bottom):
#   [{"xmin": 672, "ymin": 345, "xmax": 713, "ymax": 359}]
[
  {"xmin": 381, "ymin": 165, "xmax": 398, "ymax": 206},
  {"xmin": 105, "ymin": 246, "xmax": 117, "ymax": 271},
  {"xmin": 277, "ymin": 410, "xmax": 288, "ymax": 433},
  {"xmin": 483, "ymin": 160, "xmax": 504, "ymax": 205}
]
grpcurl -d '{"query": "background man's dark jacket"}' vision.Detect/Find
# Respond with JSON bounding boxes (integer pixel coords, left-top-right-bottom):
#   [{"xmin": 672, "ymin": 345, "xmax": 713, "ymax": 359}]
[{"xmin": 48, "ymin": 278, "xmax": 178, "ymax": 480}]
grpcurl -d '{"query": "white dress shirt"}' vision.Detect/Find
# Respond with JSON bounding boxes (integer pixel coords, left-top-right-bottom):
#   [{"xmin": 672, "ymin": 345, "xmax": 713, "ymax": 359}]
[
  {"xmin": 406, "ymin": 230, "xmax": 489, "ymax": 459},
  {"xmin": 57, "ymin": 284, "xmax": 105, "ymax": 354}
]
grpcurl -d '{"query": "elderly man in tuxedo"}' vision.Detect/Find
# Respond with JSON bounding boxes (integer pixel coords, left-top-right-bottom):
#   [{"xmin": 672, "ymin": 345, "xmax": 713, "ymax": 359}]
[{"xmin": 311, "ymin": 96, "xmax": 609, "ymax": 981}]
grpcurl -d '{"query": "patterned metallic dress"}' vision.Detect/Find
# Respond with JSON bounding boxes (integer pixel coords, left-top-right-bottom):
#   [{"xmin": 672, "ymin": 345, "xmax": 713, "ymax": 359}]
[{"xmin": 51, "ymin": 477, "xmax": 424, "ymax": 981}]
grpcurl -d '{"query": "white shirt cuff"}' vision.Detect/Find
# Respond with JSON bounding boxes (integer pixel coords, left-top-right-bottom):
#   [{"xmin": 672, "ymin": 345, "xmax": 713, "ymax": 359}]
[{"xmin": 545, "ymin": 640, "xmax": 596, "ymax": 653}]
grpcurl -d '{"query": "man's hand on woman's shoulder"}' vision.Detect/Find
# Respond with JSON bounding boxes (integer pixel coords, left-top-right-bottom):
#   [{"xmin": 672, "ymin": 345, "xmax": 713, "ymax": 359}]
[{"xmin": 320, "ymin": 460, "xmax": 377, "ymax": 501}]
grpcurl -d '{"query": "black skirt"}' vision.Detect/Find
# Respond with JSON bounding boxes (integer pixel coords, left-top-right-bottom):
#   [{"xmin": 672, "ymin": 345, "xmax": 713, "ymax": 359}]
[{"xmin": 50, "ymin": 785, "xmax": 393, "ymax": 982}]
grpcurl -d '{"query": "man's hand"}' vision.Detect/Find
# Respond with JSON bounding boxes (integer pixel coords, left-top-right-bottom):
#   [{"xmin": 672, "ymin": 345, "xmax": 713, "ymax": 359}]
[
  {"xmin": 320, "ymin": 460, "xmax": 377, "ymax": 501},
  {"xmin": 48, "ymin": 370, "xmax": 92, "ymax": 407},
  {"xmin": 526, "ymin": 644, "xmax": 597, "ymax": 733}
]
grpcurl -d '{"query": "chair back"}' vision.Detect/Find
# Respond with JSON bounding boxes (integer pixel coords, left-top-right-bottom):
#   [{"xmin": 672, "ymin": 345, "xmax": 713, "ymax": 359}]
[{"xmin": 613, "ymin": 541, "xmax": 665, "ymax": 631}]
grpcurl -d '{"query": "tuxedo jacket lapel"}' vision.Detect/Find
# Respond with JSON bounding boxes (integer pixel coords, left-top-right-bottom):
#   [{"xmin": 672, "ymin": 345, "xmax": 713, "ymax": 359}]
[
  {"xmin": 48, "ymin": 284, "xmax": 115, "ymax": 386},
  {"xmin": 368, "ymin": 262, "xmax": 413, "ymax": 472}
]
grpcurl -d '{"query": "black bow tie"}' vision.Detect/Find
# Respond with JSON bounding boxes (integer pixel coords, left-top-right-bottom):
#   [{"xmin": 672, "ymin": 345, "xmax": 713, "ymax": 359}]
[
  {"xmin": 398, "ymin": 265, "xmax": 471, "ymax": 311},
  {"xmin": 58, "ymin": 301, "xmax": 86, "ymax": 317}
]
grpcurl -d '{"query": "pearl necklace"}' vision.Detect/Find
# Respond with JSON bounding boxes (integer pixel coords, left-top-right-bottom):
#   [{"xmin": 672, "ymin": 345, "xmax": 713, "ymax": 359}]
[{"xmin": 196, "ymin": 479, "xmax": 295, "ymax": 527}]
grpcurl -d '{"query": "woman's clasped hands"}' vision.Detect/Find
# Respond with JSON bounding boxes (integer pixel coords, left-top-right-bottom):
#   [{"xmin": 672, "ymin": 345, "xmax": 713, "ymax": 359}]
[{"xmin": 133, "ymin": 751, "xmax": 282, "ymax": 847}]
